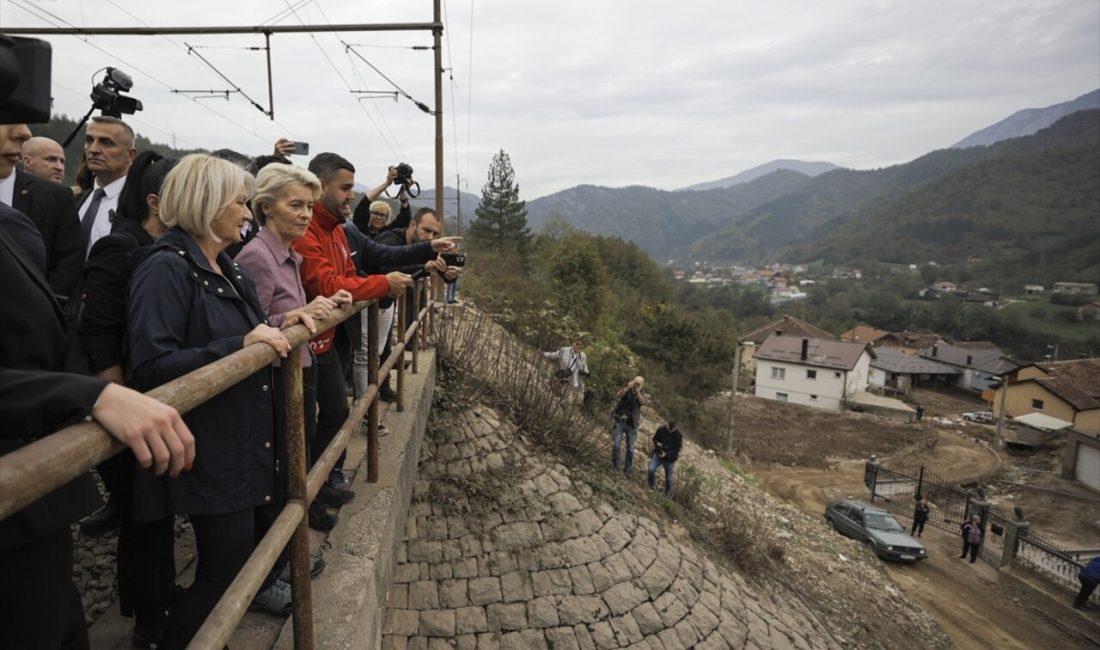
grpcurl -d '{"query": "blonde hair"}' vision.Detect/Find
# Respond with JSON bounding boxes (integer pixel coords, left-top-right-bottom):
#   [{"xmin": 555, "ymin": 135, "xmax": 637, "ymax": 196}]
[
  {"xmin": 252, "ymin": 163, "xmax": 321, "ymax": 224},
  {"xmin": 159, "ymin": 153, "xmax": 255, "ymax": 241},
  {"xmin": 369, "ymin": 200, "xmax": 392, "ymax": 220}
]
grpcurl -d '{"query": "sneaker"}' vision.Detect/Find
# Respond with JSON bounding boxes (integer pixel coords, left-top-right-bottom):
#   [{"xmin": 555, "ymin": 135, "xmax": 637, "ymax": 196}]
[
  {"xmin": 317, "ymin": 483, "xmax": 355, "ymax": 507},
  {"xmin": 329, "ymin": 468, "xmax": 352, "ymax": 491},
  {"xmin": 277, "ymin": 553, "xmax": 327, "ymax": 583},
  {"xmin": 308, "ymin": 501, "xmax": 337, "ymax": 531},
  {"xmin": 249, "ymin": 579, "xmax": 292, "ymax": 616}
]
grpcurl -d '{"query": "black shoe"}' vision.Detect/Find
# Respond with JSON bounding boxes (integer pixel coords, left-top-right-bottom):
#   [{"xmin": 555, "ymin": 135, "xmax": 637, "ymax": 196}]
[
  {"xmin": 379, "ymin": 383, "xmax": 398, "ymax": 403},
  {"xmin": 79, "ymin": 503, "xmax": 120, "ymax": 537},
  {"xmin": 131, "ymin": 624, "xmax": 163, "ymax": 649},
  {"xmin": 308, "ymin": 501, "xmax": 337, "ymax": 531},
  {"xmin": 317, "ymin": 483, "xmax": 355, "ymax": 507}
]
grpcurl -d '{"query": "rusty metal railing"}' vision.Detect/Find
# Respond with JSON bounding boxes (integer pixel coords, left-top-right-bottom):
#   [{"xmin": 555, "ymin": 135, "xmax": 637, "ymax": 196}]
[{"xmin": 0, "ymin": 279, "xmax": 434, "ymax": 649}]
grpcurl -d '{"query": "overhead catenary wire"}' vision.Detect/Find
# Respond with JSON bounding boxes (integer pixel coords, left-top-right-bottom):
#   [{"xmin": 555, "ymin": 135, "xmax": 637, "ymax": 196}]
[
  {"xmin": 341, "ymin": 41, "xmax": 433, "ymax": 115},
  {"xmin": 5, "ymin": 0, "xmax": 273, "ymax": 147},
  {"xmin": 277, "ymin": 0, "xmax": 401, "ymax": 161},
  {"xmin": 184, "ymin": 42, "xmax": 271, "ymax": 117},
  {"xmin": 442, "ymin": 0, "xmax": 462, "ymax": 183}
]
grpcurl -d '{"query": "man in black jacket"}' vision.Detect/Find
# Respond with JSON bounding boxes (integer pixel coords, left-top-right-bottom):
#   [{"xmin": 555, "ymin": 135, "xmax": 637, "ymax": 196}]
[
  {"xmin": 0, "ymin": 123, "xmax": 80, "ymax": 299},
  {"xmin": 647, "ymin": 420, "xmax": 683, "ymax": 496},
  {"xmin": 0, "ymin": 217, "xmax": 195, "ymax": 649}
]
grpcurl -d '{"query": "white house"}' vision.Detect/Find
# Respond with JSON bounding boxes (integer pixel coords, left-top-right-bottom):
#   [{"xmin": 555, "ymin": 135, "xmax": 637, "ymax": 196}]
[{"xmin": 753, "ymin": 334, "xmax": 874, "ymax": 411}]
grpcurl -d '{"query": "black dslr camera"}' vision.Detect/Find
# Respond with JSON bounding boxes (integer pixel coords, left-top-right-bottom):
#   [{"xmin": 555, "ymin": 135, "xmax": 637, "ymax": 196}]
[
  {"xmin": 91, "ymin": 67, "xmax": 143, "ymax": 118},
  {"xmin": 394, "ymin": 162, "xmax": 414, "ymax": 185}
]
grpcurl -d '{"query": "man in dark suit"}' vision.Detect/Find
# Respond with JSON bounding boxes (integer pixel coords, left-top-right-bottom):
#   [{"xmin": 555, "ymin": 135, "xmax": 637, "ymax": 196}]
[
  {"xmin": 0, "ymin": 123, "xmax": 80, "ymax": 299},
  {"xmin": 0, "ymin": 207, "xmax": 196, "ymax": 649}
]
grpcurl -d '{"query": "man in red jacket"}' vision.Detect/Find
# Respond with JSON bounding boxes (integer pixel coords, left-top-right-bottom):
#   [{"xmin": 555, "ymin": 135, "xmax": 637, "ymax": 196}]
[{"xmin": 294, "ymin": 152, "xmax": 457, "ymax": 506}]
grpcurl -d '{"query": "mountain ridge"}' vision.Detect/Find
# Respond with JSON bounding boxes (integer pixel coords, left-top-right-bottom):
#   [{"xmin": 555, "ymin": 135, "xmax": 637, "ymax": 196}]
[
  {"xmin": 679, "ymin": 159, "xmax": 842, "ymax": 191},
  {"xmin": 951, "ymin": 89, "xmax": 1100, "ymax": 149}
]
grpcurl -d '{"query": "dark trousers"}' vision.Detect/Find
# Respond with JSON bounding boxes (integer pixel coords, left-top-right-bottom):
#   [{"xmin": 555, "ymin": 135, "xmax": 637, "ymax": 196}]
[
  {"xmin": 1076, "ymin": 577, "xmax": 1097, "ymax": 607},
  {"xmin": 0, "ymin": 529, "xmax": 89, "ymax": 649},
  {"xmin": 960, "ymin": 540, "xmax": 980, "ymax": 562},
  {"xmin": 111, "ymin": 450, "xmax": 176, "ymax": 629},
  {"xmin": 911, "ymin": 520, "xmax": 926, "ymax": 536},
  {"xmin": 159, "ymin": 508, "xmax": 273, "ymax": 650},
  {"xmin": 313, "ymin": 350, "xmax": 348, "ymax": 472}
]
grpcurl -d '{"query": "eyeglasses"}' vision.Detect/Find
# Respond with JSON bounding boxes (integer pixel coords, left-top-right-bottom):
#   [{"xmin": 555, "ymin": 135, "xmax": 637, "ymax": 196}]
[{"xmin": 370, "ymin": 211, "xmax": 389, "ymax": 217}]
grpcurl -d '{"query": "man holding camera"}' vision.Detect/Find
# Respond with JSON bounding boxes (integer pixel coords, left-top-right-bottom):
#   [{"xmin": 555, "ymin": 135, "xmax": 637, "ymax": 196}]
[
  {"xmin": 647, "ymin": 420, "xmax": 683, "ymax": 496},
  {"xmin": 544, "ymin": 339, "xmax": 589, "ymax": 405},
  {"xmin": 611, "ymin": 376, "xmax": 646, "ymax": 476}
]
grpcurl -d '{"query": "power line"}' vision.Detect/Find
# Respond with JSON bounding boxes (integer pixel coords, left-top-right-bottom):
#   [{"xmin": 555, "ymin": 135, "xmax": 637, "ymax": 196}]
[
  {"xmin": 6, "ymin": 0, "xmax": 273, "ymax": 147},
  {"xmin": 342, "ymin": 41, "xmax": 432, "ymax": 115},
  {"xmin": 442, "ymin": 0, "xmax": 462, "ymax": 180},
  {"xmin": 466, "ymin": 0, "xmax": 476, "ymax": 183},
  {"xmin": 277, "ymin": 0, "xmax": 400, "ymax": 160},
  {"xmin": 261, "ymin": 0, "xmax": 315, "ymax": 27}
]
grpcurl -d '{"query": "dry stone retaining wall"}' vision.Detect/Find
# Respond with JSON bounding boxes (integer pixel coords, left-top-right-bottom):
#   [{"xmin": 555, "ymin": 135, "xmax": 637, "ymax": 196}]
[{"xmin": 383, "ymin": 406, "xmax": 844, "ymax": 650}]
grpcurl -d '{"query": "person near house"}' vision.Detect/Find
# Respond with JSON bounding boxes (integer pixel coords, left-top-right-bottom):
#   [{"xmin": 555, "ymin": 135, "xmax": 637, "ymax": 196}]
[
  {"xmin": 959, "ymin": 514, "xmax": 982, "ymax": 563},
  {"xmin": 126, "ymin": 154, "xmax": 299, "ymax": 647},
  {"xmin": 911, "ymin": 494, "xmax": 931, "ymax": 537},
  {"xmin": 20, "ymin": 135, "xmax": 66, "ymax": 184},
  {"xmin": 544, "ymin": 339, "xmax": 590, "ymax": 405},
  {"xmin": 1074, "ymin": 556, "xmax": 1100, "ymax": 610},
  {"xmin": 647, "ymin": 420, "xmax": 683, "ymax": 496},
  {"xmin": 234, "ymin": 162, "xmax": 353, "ymax": 534},
  {"xmin": 611, "ymin": 376, "xmax": 646, "ymax": 476},
  {"xmin": 293, "ymin": 153, "xmax": 458, "ymax": 508},
  {"xmin": 0, "ymin": 202, "xmax": 194, "ymax": 650}
]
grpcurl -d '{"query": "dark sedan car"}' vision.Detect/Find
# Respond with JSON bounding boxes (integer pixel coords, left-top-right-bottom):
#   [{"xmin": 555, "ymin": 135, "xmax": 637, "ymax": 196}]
[{"xmin": 824, "ymin": 498, "xmax": 927, "ymax": 562}]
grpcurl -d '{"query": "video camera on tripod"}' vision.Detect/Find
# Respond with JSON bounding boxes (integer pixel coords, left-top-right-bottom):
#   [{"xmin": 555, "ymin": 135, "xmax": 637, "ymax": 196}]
[{"xmin": 62, "ymin": 66, "xmax": 144, "ymax": 147}]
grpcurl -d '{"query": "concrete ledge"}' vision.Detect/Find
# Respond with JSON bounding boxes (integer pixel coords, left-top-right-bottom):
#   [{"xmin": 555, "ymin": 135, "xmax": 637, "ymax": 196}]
[{"xmin": 275, "ymin": 350, "xmax": 436, "ymax": 649}]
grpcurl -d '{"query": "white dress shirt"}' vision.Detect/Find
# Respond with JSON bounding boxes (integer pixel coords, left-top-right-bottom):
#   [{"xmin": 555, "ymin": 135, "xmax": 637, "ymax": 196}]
[
  {"xmin": 82, "ymin": 175, "xmax": 127, "ymax": 256},
  {"xmin": 0, "ymin": 169, "xmax": 15, "ymax": 207}
]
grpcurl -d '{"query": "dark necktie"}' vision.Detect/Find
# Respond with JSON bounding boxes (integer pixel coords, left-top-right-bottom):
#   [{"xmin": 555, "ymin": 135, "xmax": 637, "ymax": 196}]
[{"xmin": 80, "ymin": 187, "xmax": 107, "ymax": 252}]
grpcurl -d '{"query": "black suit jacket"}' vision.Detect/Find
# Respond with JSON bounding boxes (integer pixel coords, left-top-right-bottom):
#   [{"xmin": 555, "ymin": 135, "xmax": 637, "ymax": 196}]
[
  {"xmin": 10, "ymin": 169, "xmax": 81, "ymax": 299},
  {"xmin": 0, "ymin": 215, "xmax": 105, "ymax": 551}
]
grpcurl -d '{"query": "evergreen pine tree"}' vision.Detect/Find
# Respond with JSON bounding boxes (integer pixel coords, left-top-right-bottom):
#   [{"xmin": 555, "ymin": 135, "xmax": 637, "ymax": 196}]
[{"xmin": 467, "ymin": 149, "xmax": 531, "ymax": 254}]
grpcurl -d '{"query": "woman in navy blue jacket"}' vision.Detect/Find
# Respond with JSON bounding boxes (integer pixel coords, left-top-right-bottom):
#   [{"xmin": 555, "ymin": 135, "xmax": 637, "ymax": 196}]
[{"xmin": 127, "ymin": 154, "xmax": 297, "ymax": 650}]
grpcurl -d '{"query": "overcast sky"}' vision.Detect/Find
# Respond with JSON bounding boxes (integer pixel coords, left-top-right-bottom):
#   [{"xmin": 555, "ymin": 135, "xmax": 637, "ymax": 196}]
[{"xmin": 3, "ymin": 0, "xmax": 1098, "ymax": 198}]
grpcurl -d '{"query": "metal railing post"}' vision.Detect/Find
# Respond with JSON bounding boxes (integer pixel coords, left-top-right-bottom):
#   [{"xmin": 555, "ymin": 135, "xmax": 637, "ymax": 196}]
[
  {"xmin": 282, "ymin": 346, "xmax": 314, "ymax": 649},
  {"xmin": 1001, "ymin": 519, "xmax": 1030, "ymax": 568},
  {"xmin": 412, "ymin": 280, "xmax": 421, "ymax": 374},
  {"xmin": 396, "ymin": 290, "xmax": 407, "ymax": 412},
  {"xmin": 366, "ymin": 303, "xmax": 380, "ymax": 484}
]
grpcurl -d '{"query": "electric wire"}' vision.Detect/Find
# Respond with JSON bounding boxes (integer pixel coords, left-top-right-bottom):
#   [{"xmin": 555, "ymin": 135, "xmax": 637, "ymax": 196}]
[
  {"xmin": 341, "ymin": 42, "xmax": 432, "ymax": 115},
  {"xmin": 442, "ymin": 0, "xmax": 462, "ymax": 184},
  {"xmin": 261, "ymin": 0, "xmax": 315, "ymax": 27},
  {"xmin": 277, "ymin": 0, "xmax": 400, "ymax": 160},
  {"xmin": 465, "ymin": 0, "xmax": 476, "ymax": 184},
  {"xmin": 5, "ymin": 0, "xmax": 272, "ymax": 147}
]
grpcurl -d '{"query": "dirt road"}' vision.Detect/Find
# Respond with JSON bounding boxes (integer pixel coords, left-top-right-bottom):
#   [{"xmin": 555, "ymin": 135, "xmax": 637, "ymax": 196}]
[{"xmin": 756, "ymin": 429, "xmax": 1099, "ymax": 650}]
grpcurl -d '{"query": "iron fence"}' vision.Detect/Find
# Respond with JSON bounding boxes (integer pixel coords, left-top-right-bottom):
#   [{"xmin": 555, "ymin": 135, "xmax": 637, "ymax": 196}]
[{"xmin": 866, "ymin": 458, "xmax": 1097, "ymax": 606}]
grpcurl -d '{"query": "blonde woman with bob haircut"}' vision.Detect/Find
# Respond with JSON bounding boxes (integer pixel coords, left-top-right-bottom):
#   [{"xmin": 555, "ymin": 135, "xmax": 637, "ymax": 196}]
[
  {"xmin": 235, "ymin": 162, "xmax": 352, "ymax": 535},
  {"xmin": 126, "ymin": 153, "xmax": 304, "ymax": 648}
]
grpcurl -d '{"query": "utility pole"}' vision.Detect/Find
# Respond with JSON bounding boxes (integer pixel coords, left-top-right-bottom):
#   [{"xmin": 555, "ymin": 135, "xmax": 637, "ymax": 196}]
[
  {"xmin": 728, "ymin": 340, "xmax": 741, "ymax": 455},
  {"xmin": 994, "ymin": 375, "xmax": 1009, "ymax": 449}
]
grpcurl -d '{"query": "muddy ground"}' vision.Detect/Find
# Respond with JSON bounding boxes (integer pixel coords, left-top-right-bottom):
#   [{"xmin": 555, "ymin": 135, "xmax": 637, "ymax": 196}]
[{"xmin": 726, "ymin": 388, "xmax": 1099, "ymax": 650}]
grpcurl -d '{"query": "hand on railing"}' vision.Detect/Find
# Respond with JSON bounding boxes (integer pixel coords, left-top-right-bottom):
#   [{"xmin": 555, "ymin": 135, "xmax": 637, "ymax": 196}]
[
  {"xmin": 91, "ymin": 383, "xmax": 196, "ymax": 477},
  {"xmin": 244, "ymin": 324, "xmax": 292, "ymax": 358},
  {"xmin": 386, "ymin": 271, "xmax": 413, "ymax": 297}
]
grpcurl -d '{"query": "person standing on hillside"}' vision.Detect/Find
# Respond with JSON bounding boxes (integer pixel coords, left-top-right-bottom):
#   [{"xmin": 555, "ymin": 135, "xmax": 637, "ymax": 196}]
[
  {"xmin": 911, "ymin": 494, "xmax": 931, "ymax": 537},
  {"xmin": 960, "ymin": 514, "xmax": 982, "ymax": 563},
  {"xmin": 1074, "ymin": 556, "xmax": 1100, "ymax": 610},
  {"xmin": 647, "ymin": 420, "xmax": 683, "ymax": 496},
  {"xmin": 544, "ymin": 339, "xmax": 589, "ymax": 405},
  {"xmin": 611, "ymin": 376, "xmax": 646, "ymax": 476}
]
